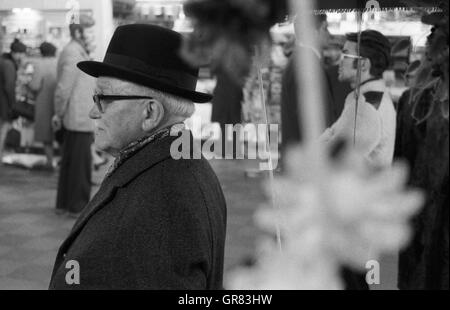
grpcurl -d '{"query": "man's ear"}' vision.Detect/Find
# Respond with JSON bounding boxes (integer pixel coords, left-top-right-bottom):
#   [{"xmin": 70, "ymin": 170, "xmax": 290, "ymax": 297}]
[
  {"xmin": 361, "ymin": 58, "xmax": 372, "ymax": 74},
  {"xmin": 142, "ymin": 99, "xmax": 165, "ymax": 132}
]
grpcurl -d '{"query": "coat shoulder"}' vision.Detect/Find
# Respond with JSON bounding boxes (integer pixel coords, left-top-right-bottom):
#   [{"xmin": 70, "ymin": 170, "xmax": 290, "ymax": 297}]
[
  {"xmin": 158, "ymin": 157, "xmax": 225, "ymax": 208},
  {"xmin": 126, "ymin": 156, "xmax": 225, "ymax": 214}
]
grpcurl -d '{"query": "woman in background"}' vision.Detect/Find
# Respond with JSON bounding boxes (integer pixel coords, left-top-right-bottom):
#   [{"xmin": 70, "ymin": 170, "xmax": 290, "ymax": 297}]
[{"xmin": 27, "ymin": 42, "xmax": 58, "ymax": 170}]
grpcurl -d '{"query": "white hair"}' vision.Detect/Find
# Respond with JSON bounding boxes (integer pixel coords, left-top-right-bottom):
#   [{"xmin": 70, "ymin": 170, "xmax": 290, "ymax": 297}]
[{"xmin": 149, "ymin": 89, "xmax": 196, "ymax": 119}]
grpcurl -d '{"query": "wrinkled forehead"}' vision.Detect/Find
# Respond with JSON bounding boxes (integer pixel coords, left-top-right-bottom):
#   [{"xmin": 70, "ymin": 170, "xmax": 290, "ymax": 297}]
[
  {"xmin": 96, "ymin": 76, "xmax": 130, "ymax": 94},
  {"xmin": 342, "ymin": 41, "xmax": 358, "ymax": 54}
]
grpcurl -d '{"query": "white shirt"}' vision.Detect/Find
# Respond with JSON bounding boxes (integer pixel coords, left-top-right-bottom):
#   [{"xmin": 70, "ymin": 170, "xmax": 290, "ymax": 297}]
[{"xmin": 320, "ymin": 79, "xmax": 397, "ymax": 168}]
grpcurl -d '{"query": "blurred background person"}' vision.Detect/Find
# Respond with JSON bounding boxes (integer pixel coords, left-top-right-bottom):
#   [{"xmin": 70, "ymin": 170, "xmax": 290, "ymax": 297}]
[
  {"xmin": 0, "ymin": 39, "xmax": 27, "ymax": 163},
  {"xmin": 402, "ymin": 60, "xmax": 421, "ymax": 88},
  {"xmin": 210, "ymin": 64, "xmax": 244, "ymax": 158},
  {"xmin": 393, "ymin": 60, "xmax": 421, "ymax": 112},
  {"xmin": 323, "ymin": 38, "xmax": 344, "ymax": 68},
  {"xmin": 26, "ymin": 42, "xmax": 58, "ymax": 171},
  {"xmin": 321, "ymin": 30, "xmax": 395, "ymax": 169},
  {"xmin": 323, "ymin": 36, "xmax": 352, "ymax": 120},
  {"xmin": 396, "ymin": 11, "xmax": 449, "ymax": 289},
  {"xmin": 280, "ymin": 13, "xmax": 334, "ymax": 161},
  {"xmin": 84, "ymin": 31, "xmax": 109, "ymax": 172},
  {"xmin": 53, "ymin": 16, "xmax": 96, "ymax": 217},
  {"xmin": 321, "ymin": 29, "xmax": 394, "ymax": 290}
]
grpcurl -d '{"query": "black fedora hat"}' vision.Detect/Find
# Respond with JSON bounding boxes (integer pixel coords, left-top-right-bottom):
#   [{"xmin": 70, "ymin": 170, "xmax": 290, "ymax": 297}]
[{"xmin": 78, "ymin": 24, "xmax": 212, "ymax": 103}]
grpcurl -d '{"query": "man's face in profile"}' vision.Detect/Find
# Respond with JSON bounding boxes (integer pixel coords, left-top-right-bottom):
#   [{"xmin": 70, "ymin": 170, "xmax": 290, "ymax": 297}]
[{"xmin": 90, "ymin": 77, "xmax": 147, "ymax": 157}]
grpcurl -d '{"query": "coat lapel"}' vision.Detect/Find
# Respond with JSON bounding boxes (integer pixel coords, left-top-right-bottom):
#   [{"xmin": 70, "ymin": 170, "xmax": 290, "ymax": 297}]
[{"xmin": 57, "ymin": 133, "xmax": 181, "ymax": 255}]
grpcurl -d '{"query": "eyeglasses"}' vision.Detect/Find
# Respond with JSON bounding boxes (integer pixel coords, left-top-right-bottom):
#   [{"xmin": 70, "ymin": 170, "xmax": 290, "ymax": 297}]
[
  {"xmin": 340, "ymin": 53, "xmax": 365, "ymax": 61},
  {"xmin": 92, "ymin": 94, "xmax": 154, "ymax": 113}
]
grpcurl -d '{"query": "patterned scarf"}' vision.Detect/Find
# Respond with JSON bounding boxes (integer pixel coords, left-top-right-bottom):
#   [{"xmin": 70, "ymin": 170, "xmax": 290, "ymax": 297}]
[{"xmin": 105, "ymin": 123, "xmax": 185, "ymax": 178}]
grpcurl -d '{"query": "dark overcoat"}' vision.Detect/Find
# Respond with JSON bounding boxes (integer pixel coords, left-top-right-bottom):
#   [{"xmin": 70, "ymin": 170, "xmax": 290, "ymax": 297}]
[
  {"xmin": 49, "ymin": 133, "xmax": 227, "ymax": 290},
  {"xmin": 211, "ymin": 66, "xmax": 243, "ymax": 127}
]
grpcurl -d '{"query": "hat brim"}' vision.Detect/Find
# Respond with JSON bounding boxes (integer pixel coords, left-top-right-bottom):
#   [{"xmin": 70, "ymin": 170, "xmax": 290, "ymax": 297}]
[{"xmin": 77, "ymin": 61, "xmax": 212, "ymax": 103}]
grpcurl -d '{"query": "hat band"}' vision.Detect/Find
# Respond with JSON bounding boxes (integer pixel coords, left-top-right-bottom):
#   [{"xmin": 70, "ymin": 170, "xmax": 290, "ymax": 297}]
[{"xmin": 103, "ymin": 53, "xmax": 198, "ymax": 90}]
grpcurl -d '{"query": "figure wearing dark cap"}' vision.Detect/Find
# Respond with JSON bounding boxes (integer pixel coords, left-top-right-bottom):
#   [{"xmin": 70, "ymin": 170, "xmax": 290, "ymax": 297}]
[
  {"xmin": 53, "ymin": 17, "xmax": 96, "ymax": 216},
  {"xmin": 0, "ymin": 39, "xmax": 27, "ymax": 161},
  {"xmin": 49, "ymin": 24, "xmax": 227, "ymax": 289},
  {"xmin": 321, "ymin": 30, "xmax": 396, "ymax": 169}
]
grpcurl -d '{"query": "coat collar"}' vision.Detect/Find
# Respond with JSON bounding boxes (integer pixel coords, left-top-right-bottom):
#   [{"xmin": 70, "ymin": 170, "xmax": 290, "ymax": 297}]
[
  {"xmin": 105, "ymin": 124, "xmax": 184, "ymax": 178},
  {"xmin": 56, "ymin": 130, "xmax": 188, "ymax": 256}
]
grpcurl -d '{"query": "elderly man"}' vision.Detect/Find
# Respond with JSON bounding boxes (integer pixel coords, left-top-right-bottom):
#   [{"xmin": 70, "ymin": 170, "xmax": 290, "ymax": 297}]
[{"xmin": 49, "ymin": 24, "xmax": 227, "ymax": 290}]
